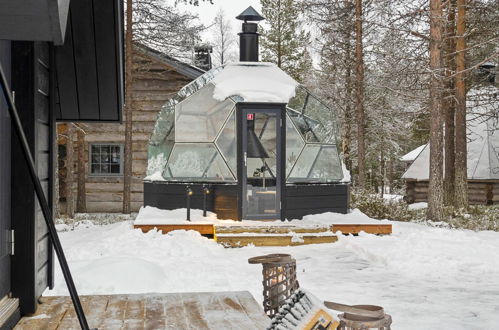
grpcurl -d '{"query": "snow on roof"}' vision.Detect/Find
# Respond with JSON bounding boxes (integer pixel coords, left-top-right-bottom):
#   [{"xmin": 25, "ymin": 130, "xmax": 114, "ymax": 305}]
[
  {"xmin": 400, "ymin": 144, "xmax": 427, "ymax": 162},
  {"xmin": 211, "ymin": 62, "xmax": 299, "ymax": 103},
  {"xmin": 403, "ymin": 87, "xmax": 499, "ymax": 180}
]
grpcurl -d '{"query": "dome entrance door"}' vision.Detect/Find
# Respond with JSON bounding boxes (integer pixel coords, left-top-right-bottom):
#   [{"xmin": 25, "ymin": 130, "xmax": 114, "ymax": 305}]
[{"xmin": 239, "ymin": 105, "xmax": 284, "ymax": 220}]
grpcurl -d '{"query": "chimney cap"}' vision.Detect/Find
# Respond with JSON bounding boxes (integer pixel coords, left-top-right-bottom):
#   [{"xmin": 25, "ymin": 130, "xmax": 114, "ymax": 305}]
[{"xmin": 236, "ymin": 6, "xmax": 265, "ymax": 22}]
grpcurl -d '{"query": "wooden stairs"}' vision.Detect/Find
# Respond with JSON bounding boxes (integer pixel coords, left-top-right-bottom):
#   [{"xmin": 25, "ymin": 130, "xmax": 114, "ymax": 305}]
[
  {"xmin": 214, "ymin": 225, "xmax": 337, "ymax": 247},
  {"xmin": 133, "ymin": 222, "xmax": 394, "ymax": 247}
]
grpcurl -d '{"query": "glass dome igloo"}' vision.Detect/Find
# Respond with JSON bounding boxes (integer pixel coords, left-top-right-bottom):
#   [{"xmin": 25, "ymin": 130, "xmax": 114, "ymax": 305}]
[{"xmin": 146, "ymin": 62, "xmax": 344, "ymax": 184}]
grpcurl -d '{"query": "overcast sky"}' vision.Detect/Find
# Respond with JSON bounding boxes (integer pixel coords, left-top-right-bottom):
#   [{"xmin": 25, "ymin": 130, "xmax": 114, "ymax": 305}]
[{"xmin": 177, "ymin": 0, "xmax": 263, "ymax": 43}]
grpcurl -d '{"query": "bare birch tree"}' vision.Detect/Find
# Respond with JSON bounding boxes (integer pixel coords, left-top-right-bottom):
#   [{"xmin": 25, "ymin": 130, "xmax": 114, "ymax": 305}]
[{"xmin": 212, "ymin": 9, "xmax": 236, "ymax": 66}]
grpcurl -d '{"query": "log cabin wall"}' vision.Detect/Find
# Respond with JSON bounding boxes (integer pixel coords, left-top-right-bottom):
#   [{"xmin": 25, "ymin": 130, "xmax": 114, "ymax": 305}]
[
  {"xmin": 59, "ymin": 47, "xmax": 201, "ymax": 213},
  {"xmin": 405, "ymin": 180, "xmax": 499, "ymax": 205}
]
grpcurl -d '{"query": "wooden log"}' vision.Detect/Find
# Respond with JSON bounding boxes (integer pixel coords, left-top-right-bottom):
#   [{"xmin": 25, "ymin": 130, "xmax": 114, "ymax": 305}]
[
  {"xmin": 215, "ymin": 225, "xmax": 330, "ymax": 234},
  {"xmin": 215, "ymin": 234, "xmax": 338, "ymax": 247},
  {"xmin": 133, "ymin": 224, "xmax": 214, "ymax": 235},
  {"xmin": 331, "ymin": 224, "xmax": 392, "ymax": 235}
]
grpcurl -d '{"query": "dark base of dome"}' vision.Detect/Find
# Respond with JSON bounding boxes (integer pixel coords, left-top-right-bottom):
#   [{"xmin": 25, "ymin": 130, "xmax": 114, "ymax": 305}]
[{"xmin": 143, "ymin": 181, "xmax": 349, "ymax": 221}]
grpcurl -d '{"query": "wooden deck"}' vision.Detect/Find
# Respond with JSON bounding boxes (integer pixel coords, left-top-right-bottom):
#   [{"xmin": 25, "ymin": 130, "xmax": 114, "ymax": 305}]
[
  {"xmin": 15, "ymin": 291, "xmax": 269, "ymax": 330},
  {"xmin": 133, "ymin": 222, "xmax": 392, "ymax": 239}
]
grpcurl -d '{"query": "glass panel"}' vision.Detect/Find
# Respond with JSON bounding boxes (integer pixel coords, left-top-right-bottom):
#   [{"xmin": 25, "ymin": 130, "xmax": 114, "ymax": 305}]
[
  {"xmin": 91, "ymin": 164, "xmax": 100, "ymax": 174},
  {"xmin": 215, "ymin": 110, "xmax": 237, "ymax": 176},
  {"xmin": 149, "ymin": 66, "xmax": 224, "ymax": 146},
  {"xmin": 288, "ymin": 144, "xmax": 343, "ymax": 182},
  {"xmin": 303, "ymin": 94, "xmax": 334, "ymax": 143},
  {"xmin": 175, "ymin": 83, "xmax": 235, "ymax": 142},
  {"xmin": 111, "ymin": 164, "xmax": 120, "ymax": 174},
  {"xmin": 244, "ymin": 111, "xmax": 280, "ymax": 219},
  {"xmin": 287, "ymin": 85, "xmax": 308, "ymax": 112},
  {"xmin": 147, "ymin": 141, "xmax": 174, "ymax": 177},
  {"xmin": 163, "ymin": 143, "xmax": 235, "ymax": 182},
  {"xmin": 285, "ymin": 114, "xmax": 305, "ymax": 177},
  {"xmin": 101, "ymin": 164, "xmax": 109, "ymax": 173},
  {"xmin": 287, "ymin": 108, "xmax": 320, "ymax": 143}
]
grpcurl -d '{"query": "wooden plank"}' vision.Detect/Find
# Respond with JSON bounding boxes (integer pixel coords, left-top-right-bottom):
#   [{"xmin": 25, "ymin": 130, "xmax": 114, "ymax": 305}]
[
  {"xmin": 179, "ymin": 293, "xmax": 210, "ymax": 329},
  {"xmin": 144, "ymin": 296, "xmax": 166, "ymax": 330},
  {"xmin": 15, "ymin": 296, "xmax": 69, "ymax": 330},
  {"xmin": 86, "ymin": 201, "xmax": 143, "ymax": 213},
  {"xmin": 123, "ymin": 296, "xmax": 145, "ymax": 330},
  {"xmin": 216, "ymin": 234, "xmax": 337, "ymax": 247},
  {"xmin": 233, "ymin": 291, "xmax": 271, "ymax": 329},
  {"xmin": 331, "ymin": 224, "xmax": 392, "ymax": 235},
  {"xmin": 83, "ymin": 295, "xmax": 110, "ymax": 329},
  {"xmin": 163, "ymin": 293, "xmax": 189, "ymax": 329},
  {"xmin": 134, "ymin": 224, "xmax": 214, "ymax": 235},
  {"xmin": 215, "ymin": 225, "xmax": 330, "ymax": 234},
  {"xmin": 16, "ymin": 292, "xmax": 269, "ymax": 329}
]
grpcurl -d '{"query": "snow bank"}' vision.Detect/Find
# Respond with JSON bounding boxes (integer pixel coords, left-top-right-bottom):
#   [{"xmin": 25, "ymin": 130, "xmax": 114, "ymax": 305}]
[
  {"xmin": 47, "ymin": 212, "xmax": 499, "ymax": 329},
  {"xmin": 134, "ymin": 206, "xmax": 222, "ymax": 225},
  {"xmin": 211, "ymin": 62, "xmax": 298, "ymax": 103},
  {"xmin": 134, "ymin": 206, "xmax": 389, "ymax": 225}
]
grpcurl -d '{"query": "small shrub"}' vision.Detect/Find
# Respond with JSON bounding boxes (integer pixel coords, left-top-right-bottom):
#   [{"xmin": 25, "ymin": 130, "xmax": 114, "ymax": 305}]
[
  {"xmin": 351, "ymin": 189, "xmax": 424, "ymax": 222},
  {"xmin": 351, "ymin": 189, "xmax": 499, "ymax": 231}
]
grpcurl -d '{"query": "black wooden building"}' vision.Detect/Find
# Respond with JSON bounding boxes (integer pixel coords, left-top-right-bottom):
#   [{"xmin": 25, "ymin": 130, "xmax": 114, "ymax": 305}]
[{"xmin": 0, "ymin": 0, "xmax": 123, "ymax": 327}]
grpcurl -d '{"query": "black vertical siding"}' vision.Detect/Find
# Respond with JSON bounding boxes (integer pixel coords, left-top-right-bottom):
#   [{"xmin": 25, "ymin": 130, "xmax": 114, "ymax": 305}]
[
  {"xmin": 0, "ymin": 40, "xmax": 12, "ymax": 300},
  {"xmin": 143, "ymin": 182, "xmax": 350, "ymax": 221},
  {"xmin": 11, "ymin": 41, "xmax": 53, "ymax": 315}
]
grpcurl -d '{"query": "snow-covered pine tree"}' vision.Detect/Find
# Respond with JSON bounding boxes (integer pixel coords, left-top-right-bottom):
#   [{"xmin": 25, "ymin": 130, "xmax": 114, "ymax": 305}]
[{"xmin": 260, "ymin": 0, "xmax": 312, "ymax": 83}]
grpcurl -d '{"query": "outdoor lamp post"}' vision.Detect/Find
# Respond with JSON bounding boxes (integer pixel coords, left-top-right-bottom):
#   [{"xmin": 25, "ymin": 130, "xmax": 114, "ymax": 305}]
[
  {"xmin": 186, "ymin": 186, "xmax": 193, "ymax": 221},
  {"xmin": 202, "ymin": 185, "xmax": 210, "ymax": 217}
]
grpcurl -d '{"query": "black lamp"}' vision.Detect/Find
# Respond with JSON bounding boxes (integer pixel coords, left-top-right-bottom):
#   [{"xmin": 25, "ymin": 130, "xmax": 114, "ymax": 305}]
[{"xmin": 246, "ymin": 117, "xmax": 269, "ymax": 159}]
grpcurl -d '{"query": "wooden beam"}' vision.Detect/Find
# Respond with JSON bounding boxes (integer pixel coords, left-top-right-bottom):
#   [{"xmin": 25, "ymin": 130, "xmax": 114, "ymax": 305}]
[
  {"xmin": 332, "ymin": 224, "xmax": 392, "ymax": 235},
  {"xmin": 133, "ymin": 224, "xmax": 215, "ymax": 235}
]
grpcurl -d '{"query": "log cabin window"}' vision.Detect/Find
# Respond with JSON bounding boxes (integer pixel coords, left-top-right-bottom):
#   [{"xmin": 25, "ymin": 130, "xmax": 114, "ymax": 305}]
[{"xmin": 90, "ymin": 144, "xmax": 123, "ymax": 176}]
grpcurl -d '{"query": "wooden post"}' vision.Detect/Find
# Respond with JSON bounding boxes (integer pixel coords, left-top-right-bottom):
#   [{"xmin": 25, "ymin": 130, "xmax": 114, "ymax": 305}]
[
  {"xmin": 123, "ymin": 0, "xmax": 134, "ymax": 214},
  {"xmin": 65, "ymin": 123, "xmax": 75, "ymax": 218},
  {"xmin": 355, "ymin": 0, "xmax": 366, "ymax": 189},
  {"xmin": 427, "ymin": 0, "xmax": 445, "ymax": 221},
  {"xmin": 343, "ymin": 12, "xmax": 353, "ymax": 172},
  {"xmin": 76, "ymin": 125, "xmax": 86, "ymax": 213},
  {"xmin": 454, "ymin": 0, "xmax": 468, "ymax": 209}
]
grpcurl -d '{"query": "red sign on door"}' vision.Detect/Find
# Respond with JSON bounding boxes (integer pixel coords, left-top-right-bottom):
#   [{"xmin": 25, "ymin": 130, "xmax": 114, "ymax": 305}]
[{"xmin": 247, "ymin": 113, "xmax": 254, "ymax": 120}]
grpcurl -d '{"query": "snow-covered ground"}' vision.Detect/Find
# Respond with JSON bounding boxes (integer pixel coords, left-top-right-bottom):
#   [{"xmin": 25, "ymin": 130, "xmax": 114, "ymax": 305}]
[{"xmin": 47, "ymin": 210, "xmax": 499, "ymax": 330}]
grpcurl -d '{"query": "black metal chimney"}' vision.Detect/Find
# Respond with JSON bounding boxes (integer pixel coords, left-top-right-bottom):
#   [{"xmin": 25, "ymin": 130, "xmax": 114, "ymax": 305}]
[{"xmin": 236, "ymin": 6, "xmax": 265, "ymax": 62}]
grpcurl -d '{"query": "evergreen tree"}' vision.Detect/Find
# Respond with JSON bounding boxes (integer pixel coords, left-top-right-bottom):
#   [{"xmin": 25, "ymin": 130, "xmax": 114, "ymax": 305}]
[{"xmin": 260, "ymin": 0, "xmax": 312, "ymax": 82}]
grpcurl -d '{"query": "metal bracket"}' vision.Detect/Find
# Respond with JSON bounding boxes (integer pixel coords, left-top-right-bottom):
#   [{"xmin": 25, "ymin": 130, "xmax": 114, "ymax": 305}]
[{"xmin": 8, "ymin": 230, "xmax": 14, "ymax": 256}]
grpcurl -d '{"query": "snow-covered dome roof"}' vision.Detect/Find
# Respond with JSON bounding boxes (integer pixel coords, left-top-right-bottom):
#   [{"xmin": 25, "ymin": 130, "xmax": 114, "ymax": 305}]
[{"xmin": 211, "ymin": 62, "xmax": 298, "ymax": 103}]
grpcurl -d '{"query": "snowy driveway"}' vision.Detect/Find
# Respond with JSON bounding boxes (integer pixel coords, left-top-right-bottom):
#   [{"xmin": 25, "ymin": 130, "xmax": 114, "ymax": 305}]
[{"xmin": 47, "ymin": 217, "xmax": 499, "ymax": 329}]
